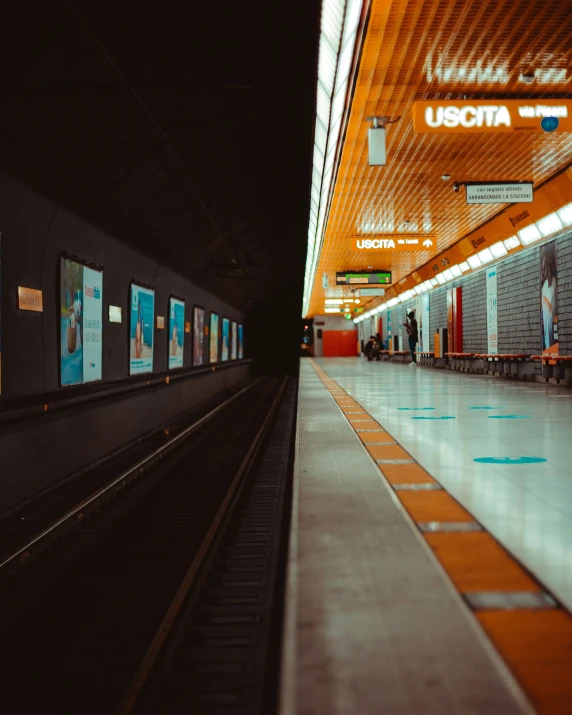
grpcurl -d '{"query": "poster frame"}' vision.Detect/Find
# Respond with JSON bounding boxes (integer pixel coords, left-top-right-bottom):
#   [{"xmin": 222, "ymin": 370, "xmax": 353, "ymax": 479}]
[
  {"xmin": 168, "ymin": 295, "xmax": 185, "ymax": 370},
  {"xmin": 541, "ymin": 240, "xmax": 559, "ymax": 356},
  {"xmin": 209, "ymin": 311, "xmax": 220, "ymax": 363},
  {"xmin": 238, "ymin": 323, "xmax": 244, "ymax": 360},
  {"xmin": 221, "ymin": 315, "xmax": 230, "ymax": 362},
  {"xmin": 230, "ymin": 320, "xmax": 237, "ymax": 360},
  {"xmin": 128, "ymin": 281, "xmax": 156, "ymax": 376},
  {"xmin": 58, "ymin": 253, "xmax": 104, "ymax": 389},
  {"xmin": 192, "ymin": 304, "xmax": 206, "ymax": 367}
]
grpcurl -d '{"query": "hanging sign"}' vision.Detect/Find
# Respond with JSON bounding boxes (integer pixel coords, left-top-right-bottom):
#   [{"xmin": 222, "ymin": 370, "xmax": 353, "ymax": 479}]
[
  {"xmin": 336, "ymin": 271, "xmax": 392, "ymax": 285},
  {"xmin": 360, "ymin": 288, "xmax": 386, "ymax": 296},
  {"xmin": 351, "ymin": 236, "xmax": 435, "ymax": 252},
  {"xmin": 412, "ymin": 100, "xmax": 572, "ymax": 133},
  {"xmin": 466, "ymin": 183, "xmax": 533, "ymax": 204}
]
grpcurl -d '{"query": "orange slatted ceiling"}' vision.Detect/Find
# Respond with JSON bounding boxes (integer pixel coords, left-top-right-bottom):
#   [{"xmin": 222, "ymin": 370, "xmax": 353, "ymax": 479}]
[{"xmin": 308, "ymin": 0, "xmax": 572, "ymax": 316}]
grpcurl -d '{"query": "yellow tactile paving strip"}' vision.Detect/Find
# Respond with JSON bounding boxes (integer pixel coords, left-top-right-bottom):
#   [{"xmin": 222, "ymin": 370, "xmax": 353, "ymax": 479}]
[{"xmin": 309, "ymin": 359, "xmax": 572, "ymax": 715}]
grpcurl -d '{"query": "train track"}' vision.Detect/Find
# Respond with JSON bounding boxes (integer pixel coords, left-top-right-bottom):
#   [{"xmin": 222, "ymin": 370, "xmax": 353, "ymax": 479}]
[{"xmin": 0, "ymin": 375, "xmax": 294, "ymax": 715}]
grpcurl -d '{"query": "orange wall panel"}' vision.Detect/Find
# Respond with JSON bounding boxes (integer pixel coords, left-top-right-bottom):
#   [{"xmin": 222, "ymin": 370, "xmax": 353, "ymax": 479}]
[{"xmin": 322, "ymin": 330, "xmax": 358, "ymax": 356}]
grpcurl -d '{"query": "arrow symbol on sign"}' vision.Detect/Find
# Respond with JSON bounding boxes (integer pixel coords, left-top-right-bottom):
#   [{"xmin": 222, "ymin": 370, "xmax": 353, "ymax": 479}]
[{"xmin": 423, "ymin": 239, "xmax": 433, "ymax": 248}]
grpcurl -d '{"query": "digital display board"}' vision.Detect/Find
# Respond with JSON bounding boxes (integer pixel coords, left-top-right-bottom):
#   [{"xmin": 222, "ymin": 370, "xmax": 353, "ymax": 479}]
[
  {"xmin": 238, "ymin": 324, "xmax": 244, "ymax": 359},
  {"xmin": 231, "ymin": 321, "xmax": 237, "ymax": 360},
  {"xmin": 60, "ymin": 257, "xmax": 103, "ymax": 386},
  {"xmin": 221, "ymin": 317, "xmax": 230, "ymax": 362},
  {"xmin": 336, "ymin": 271, "xmax": 392, "ymax": 285},
  {"xmin": 209, "ymin": 312, "xmax": 219, "ymax": 363},
  {"xmin": 193, "ymin": 306, "xmax": 205, "ymax": 366},
  {"xmin": 169, "ymin": 298, "xmax": 185, "ymax": 369},
  {"xmin": 130, "ymin": 284, "xmax": 155, "ymax": 375}
]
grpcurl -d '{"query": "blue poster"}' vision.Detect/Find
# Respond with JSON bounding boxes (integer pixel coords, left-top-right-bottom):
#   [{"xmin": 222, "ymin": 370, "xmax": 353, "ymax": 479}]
[
  {"xmin": 221, "ymin": 318, "xmax": 230, "ymax": 361},
  {"xmin": 238, "ymin": 324, "xmax": 244, "ymax": 359},
  {"xmin": 210, "ymin": 313, "xmax": 219, "ymax": 363},
  {"xmin": 169, "ymin": 298, "xmax": 185, "ymax": 369},
  {"xmin": 231, "ymin": 321, "xmax": 237, "ymax": 360},
  {"xmin": 130, "ymin": 284, "xmax": 155, "ymax": 375},
  {"xmin": 60, "ymin": 258, "xmax": 103, "ymax": 386}
]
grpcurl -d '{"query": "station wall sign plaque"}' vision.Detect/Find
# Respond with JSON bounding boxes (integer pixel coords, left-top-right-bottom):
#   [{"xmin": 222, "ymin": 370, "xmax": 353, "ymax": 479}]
[{"xmin": 466, "ymin": 183, "xmax": 533, "ymax": 204}]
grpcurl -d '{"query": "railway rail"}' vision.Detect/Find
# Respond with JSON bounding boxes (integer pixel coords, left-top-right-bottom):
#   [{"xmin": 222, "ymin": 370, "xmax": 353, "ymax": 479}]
[{"xmin": 0, "ymin": 375, "xmax": 295, "ymax": 715}]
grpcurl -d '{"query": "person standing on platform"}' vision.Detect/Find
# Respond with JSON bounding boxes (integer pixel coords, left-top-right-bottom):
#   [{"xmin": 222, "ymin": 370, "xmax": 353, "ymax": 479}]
[{"xmin": 404, "ymin": 311, "xmax": 418, "ymax": 365}]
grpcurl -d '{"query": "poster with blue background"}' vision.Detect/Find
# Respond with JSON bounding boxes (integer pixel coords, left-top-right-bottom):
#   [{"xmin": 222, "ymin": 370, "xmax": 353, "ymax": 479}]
[
  {"xmin": 60, "ymin": 258, "xmax": 103, "ymax": 386},
  {"xmin": 130, "ymin": 284, "xmax": 155, "ymax": 374},
  {"xmin": 221, "ymin": 318, "xmax": 230, "ymax": 361},
  {"xmin": 169, "ymin": 298, "xmax": 185, "ymax": 369},
  {"xmin": 238, "ymin": 324, "xmax": 244, "ymax": 359}
]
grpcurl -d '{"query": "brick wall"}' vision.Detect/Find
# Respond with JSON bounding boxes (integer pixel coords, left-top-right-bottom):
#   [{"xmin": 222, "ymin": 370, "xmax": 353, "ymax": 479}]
[
  {"xmin": 460, "ymin": 271, "xmax": 487, "ymax": 352},
  {"xmin": 429, "ymin": 288, "xmax": 447, "ymax": 351},
  {"xmin": 497, "ymin": 248, "xmax": 541, "ymax": 354},
  {"xmin": 557, "ymin": 232, "xmax": 572, "ymax": 353}
]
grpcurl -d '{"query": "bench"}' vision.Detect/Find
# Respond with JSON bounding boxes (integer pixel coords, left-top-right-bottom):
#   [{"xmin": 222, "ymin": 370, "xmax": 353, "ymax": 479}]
[
  {"xmin": 473, "ymin": 354, "xmax": 531, "ymax": 378},
  {"xmin": 445, "ymin": 352, "xmax": 476, "ymax": 372},
  {"xmin": 417, "ymin": 351, "xmax": 434, "ymax": 368},
  {"xmin": 530, "ymin": 355, "xmax": 572, "ymax": 383}
]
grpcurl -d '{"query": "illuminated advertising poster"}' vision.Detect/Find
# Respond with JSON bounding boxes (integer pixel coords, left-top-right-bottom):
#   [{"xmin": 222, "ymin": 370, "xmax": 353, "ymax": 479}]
[
  {"xmin": 221, "ymin": 317, "xmax": 230, "ymax": 361},
  {"xmin": 231, "ymin": 321, "xmax": 237, "ymax": 360},
  {"xmin": 209, "ymin": 312, "xmax": 219, "ymax": 363},
  {"xmin": 238, "ymin": 324, "xmax": 244, "ymax": 359},
  {"xmin": 541, "ymin": 241, "xmax": 558, "ymax": 355},
  {"xmin": 169, "ymin": 298, "xmax": 185, "ymax": 369},
  {"xmin": 130, "ymin": 284, "xmax": 155, "ymax": 375},
  {"xmin": 486, "ymin": 267, "xmax": 498, "ymax": 354},
  {"xmin": 193, "ymin": 306, "xmax": 205, "ymax": 366},
  {"xmin": 60, "ymin": 258, "xmax": 103, "ymax": 386}
]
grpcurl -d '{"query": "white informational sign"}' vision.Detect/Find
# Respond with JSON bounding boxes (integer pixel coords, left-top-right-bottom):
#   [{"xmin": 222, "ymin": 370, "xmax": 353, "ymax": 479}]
[
  {"xmin": 466, "ymin": 183, "xmax": 533, "ymax": 204},
  {"xmin": 420, "ymin": 293, "xmax": 430, "ymax": 353},
  {"xmin": 360, "ymin": 288, "xmax": 386, "ymax": 297},
  {"xmin": 486, "ymin": 267, "xmax": 498, "ymax": 354}
]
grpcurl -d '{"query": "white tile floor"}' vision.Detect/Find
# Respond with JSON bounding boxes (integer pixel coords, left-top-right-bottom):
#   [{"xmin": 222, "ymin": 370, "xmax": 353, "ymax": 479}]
[{"xmin": 314, "ymin": 357, "xmax": 572, "ymax": 611}]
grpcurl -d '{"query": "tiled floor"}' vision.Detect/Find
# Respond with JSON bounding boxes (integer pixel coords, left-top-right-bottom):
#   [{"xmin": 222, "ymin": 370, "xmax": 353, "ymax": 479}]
[
  {"xmin": 279, "ymin": 361, "xmax": 534, "ymax": 715},
  {"xmin": 314, "ymin": 358, "xmax": 572, "ymax": 612}
]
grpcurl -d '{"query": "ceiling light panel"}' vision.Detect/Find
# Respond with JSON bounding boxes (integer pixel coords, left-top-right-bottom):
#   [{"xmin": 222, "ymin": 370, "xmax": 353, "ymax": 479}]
[
  {"xmin": 468, "ymin": 255, "xmax": 482, "ymax": 269},
  {"xmin": 557, "ymin": 202, "xmax": 572, "ymax": 226},
  {"xmin": 503, "ymin": 236, "xmax": 521, "ymax": 250},
  {"xmin": 490, "ymin": 241, "xmax": 508, "ymax": 258},
  {"xmin": 536, "ymin": 213, "xmax": 563, "ymax": 237},
  {"xmin": 459, "ymin": 262, "xmax": 470, "ymax": 273},
  {"xmin": 518, "ymin": 224, "xmax": 542, "ymax": 245}
]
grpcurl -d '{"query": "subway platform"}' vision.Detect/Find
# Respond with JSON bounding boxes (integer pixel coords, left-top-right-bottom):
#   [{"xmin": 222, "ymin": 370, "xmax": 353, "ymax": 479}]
[{"xmin": 279, "ymin": 358, "xmax": 572, "ymax": 715}]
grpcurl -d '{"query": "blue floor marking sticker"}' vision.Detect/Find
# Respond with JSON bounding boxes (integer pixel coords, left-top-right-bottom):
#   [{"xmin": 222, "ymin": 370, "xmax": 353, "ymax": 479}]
[
  {"xmin": 474, "ymin": 457, "xmax": 546, "ymax": 465},
  {"xmin": 468, "ymin": 406, "xmax": 498, "ymax": 410},
  {"xmin": 411, "ymin": 416, "xmax": 456, "ymax": 420},
  {"xmin": 488, "ymin": 415, "xmax": 533, "ymax": 419}
]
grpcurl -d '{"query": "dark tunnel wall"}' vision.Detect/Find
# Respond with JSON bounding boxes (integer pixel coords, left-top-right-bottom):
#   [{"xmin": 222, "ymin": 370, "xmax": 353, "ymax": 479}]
[
  {"xmin": 0, "ymin": 174, "xmax": 245, "ymax": 401},
  {"xmin": 0, "ymin": 174, "xmax": 252, "ymax": 513}
]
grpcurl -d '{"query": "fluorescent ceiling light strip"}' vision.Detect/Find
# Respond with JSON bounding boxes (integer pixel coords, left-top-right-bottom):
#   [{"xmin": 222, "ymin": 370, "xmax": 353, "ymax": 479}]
[
  {"xmin": 536, "ymin": 213, "xmax": 563, "ymax": 237},
  {"xmin": 557, "ymin": 202, "xmax": 572, "ymax": 226},
  {"xmin": 302, "ymin": 0, "xmax": 364, "ymax": 317},
  {"xmin": 503, "ymin": 236, "xmax": 520, "ymax": 250},
  {"xmin": 518, "ymin": 224, "xmax": 541, "ymax": 245},
  {"xmin": 477, "ymin": 247, "xmax": 494, "ymax": 264}
]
